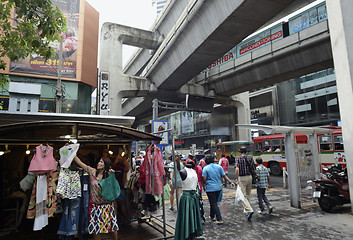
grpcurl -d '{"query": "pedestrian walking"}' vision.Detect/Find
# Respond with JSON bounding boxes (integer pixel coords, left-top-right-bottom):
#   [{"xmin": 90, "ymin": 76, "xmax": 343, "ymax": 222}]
[
  {"xmin": 199, "ymin": 158, "xmax": 207, "ymax": 169},
  {"xmin": 174, "ymin": 157, "xmax": 203, "ymax": 240},
  {"xmin": 202, "ymin": 154, "xmax": 235, "ymax": 224},
  {"xmin": 255, "ymin": 157, "xmax": 273, "ymax": 215},
  {"xmin": 218, "ymin": 154, "xmax": 229, "ymax": 187},
  {"xmin": 235, "ymin": 146, "xmax": 256, "ymax": 220}
]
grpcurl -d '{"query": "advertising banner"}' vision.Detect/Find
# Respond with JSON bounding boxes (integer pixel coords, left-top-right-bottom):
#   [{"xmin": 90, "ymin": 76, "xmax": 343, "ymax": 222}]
[
  {"xmin": 10, "ymin": 0, "xmax": 80, "ymax": 78},
  {"xmin": 181, "ymin": 111, "xmax": 194, "ymax": 134},
  {"xmin": 237, "ymin": 24, "xmax": 283, "ymax": 57},
  {"xmin": 152, "ymin": 120, "xmax": 169, "ymax": 146}
]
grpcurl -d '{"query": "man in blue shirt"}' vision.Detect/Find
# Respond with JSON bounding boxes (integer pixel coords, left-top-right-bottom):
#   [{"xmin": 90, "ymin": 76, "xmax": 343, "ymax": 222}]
[
  {"xmin": 202, "ymin": 154, "xmax": 235, "ymax": 224},
  {"xmin": 256, "ymin": 157, "xmax": 273, "ymax": 215}
]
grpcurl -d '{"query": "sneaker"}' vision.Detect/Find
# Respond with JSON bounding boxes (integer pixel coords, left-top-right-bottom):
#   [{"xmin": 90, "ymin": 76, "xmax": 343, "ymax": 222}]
[
  {"xmin": 269, "ymin": 206, "xmax": 273, "ymax": 214},
  {"xmin": 258, "ymin": 210, "xmax": 264, "ymax": 215},
  {"xmin": 248, "ymin": 212, "xmax": 254, "ymax": 220},
  {"xmin": 215, "ymin": 220, "xmax": 224, "ymax": 225},
  {"xmin": 208, "ymin": 216, "xmax": 216, "ymax": 221}
]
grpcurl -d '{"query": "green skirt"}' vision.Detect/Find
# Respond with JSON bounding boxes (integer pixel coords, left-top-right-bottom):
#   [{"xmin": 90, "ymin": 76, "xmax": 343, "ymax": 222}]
[{"xmin": 175, "ymin": 190, "xmax": 203, "ymax": 240}]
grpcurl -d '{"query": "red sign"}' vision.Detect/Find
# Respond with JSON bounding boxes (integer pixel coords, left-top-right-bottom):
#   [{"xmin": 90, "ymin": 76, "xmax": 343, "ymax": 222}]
[{"xmin": 239, "ymin": 30, "xmax": 283, "ymax": 55}]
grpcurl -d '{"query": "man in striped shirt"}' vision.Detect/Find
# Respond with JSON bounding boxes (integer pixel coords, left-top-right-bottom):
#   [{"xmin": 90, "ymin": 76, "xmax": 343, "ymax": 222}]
[
  {"xmin": 235, "ymin": 146, "xmax": 256, "ymax": 220},
  {"xmin": 256, "ymin": 157, "xmax": 273, "ymax": 215}
]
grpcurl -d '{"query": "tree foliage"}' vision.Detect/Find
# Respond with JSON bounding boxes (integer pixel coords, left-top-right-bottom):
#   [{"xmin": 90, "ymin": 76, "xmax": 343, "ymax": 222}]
[{"xmin": 0, "ymin": 0, "xmax": 67, "ymax": 87}]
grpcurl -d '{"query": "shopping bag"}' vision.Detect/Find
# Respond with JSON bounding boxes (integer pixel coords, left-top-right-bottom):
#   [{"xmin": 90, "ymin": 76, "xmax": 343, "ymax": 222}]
[
  {"xmin": 235, "ymin": 185, "xmax": 245, "ymax": 204},
  {"xmin": 99, "ymin": 173, "xmax": 121, "ymax": 201}
]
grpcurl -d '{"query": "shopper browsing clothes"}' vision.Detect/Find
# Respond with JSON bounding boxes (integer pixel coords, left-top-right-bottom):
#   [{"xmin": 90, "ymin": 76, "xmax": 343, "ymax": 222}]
[
  {"xmin": 168, "ymin": 155, "xmax": 184, "ymax": 211},
  {"xmin": 73, "ymin": 155, "xmax": 118, "ymax": 240},
  {"xmin": 202, "ymin": 154, "xmax": 235, "ymax": 224},
  {"xmin": 174, "ymin": 156, "xmax": 203, "ymax": 240}
]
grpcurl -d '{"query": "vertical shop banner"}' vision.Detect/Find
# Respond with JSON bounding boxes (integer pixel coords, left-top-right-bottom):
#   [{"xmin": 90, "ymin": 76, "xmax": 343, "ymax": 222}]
[
  {"xmin": 99, "ymin": 72, "xmax": 109, "ymax": 115},
  {"xmin": 181, "ymin": 111, "xmax": 194, "ymax": 134},
  {"xmin": 152, "ymin": 120, "xmax": 169, "ymax": 146},
  {"xmin": 10, "ymin": 0, "xmax": 80, "ymax": 78}
]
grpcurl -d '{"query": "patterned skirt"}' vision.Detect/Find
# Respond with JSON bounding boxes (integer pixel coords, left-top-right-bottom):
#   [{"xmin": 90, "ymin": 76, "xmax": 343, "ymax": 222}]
[
  {"xmin": 175, "ymin": 190, "xmax": 203, "ymax": 240},
  {"xmin": 88, "ymin": 202, "xmax": 119, "ymax": 234}
]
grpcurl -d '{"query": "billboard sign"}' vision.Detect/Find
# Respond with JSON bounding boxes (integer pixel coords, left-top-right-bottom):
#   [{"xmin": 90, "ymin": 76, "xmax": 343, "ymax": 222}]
[
  {"xmin": 9, "ymin": 0, "xmax": 80, "ymax": 78},
  {"xmin": 152, "ymin": 120, "xmax": 169, "ymax": 146}
]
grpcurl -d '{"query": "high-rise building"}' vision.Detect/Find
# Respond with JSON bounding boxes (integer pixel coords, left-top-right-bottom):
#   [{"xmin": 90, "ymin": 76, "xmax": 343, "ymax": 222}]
[{"xmin": 152, "ymin": 0, "xmax": 168, "ymax": 15}]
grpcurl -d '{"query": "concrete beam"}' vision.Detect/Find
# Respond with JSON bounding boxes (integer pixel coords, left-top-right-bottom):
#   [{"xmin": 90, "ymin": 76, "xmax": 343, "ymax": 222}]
[{"xmin": 204, "ymin": 21, "xmax": 332, "ymax": 96}]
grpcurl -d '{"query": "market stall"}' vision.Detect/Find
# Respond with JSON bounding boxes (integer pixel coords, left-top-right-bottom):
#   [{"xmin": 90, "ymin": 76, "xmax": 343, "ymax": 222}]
[{"xmin": 0, "ymin": 120, "xmax": 172, "ymax": 239}]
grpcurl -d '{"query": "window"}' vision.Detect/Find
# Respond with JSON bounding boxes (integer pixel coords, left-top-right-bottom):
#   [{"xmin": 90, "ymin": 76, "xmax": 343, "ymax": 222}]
[
  {"xmin": 224, "ymin": 145, "xmax": 231, "ymax": 152},
  {"xmin": 16, "ymin": 100, "xmax": 20, "ymax": 111},
  {"xmin": 272, "ymin": 139, "xmax": 281, "ymax": 152},
  {"xmin": 263, "ymin": 140, "xmax": 271, "ymax": 152},
  {"xmin": 254, "ymin": 142, "xmax": 262, "ymax": 153},
  {"xmin": 281, "ymin": 139, "xmax": 285, "ymax": 152},
  {"xmin": 319, "ymin": 135, "xmax": 332, "ymax": 151},
  {"xmin": 27, "ymin": 101, "xmax": 31, "ymax": 112},
  {"xmin": 333, "ymin": 135, "xmax": 344, "ymax": 151}
]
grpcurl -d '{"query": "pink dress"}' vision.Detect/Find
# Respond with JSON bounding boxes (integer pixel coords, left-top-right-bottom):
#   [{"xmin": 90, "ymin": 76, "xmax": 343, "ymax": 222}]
[
  {"xmin": 142, "ymin": 145, "xmax": 165, "ymax": 195},
  {"xmin": 28, "ymin": 145, "xmax": 57, "ymax": 173}
]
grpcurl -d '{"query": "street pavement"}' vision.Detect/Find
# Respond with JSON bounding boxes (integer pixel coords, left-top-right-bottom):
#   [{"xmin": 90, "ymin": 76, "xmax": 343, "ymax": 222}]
[{"xmin": 164, "ymin": 186, "xmax": 353, "ymax": 240}]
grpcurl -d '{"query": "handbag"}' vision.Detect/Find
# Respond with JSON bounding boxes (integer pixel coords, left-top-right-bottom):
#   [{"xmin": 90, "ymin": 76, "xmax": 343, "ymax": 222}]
[
  {"xmin": 99, "ymin": 173, "xmax": 121, "ymax": 201},
  {"xmin": 243, "ymin": 156, "xmax": 257, "ymax": 184}
]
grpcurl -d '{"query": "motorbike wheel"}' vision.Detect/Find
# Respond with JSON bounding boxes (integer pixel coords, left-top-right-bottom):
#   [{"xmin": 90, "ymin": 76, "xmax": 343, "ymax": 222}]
[{"xmin": 318, "ymin": 194, "xmax": 336, "ymax": 213}]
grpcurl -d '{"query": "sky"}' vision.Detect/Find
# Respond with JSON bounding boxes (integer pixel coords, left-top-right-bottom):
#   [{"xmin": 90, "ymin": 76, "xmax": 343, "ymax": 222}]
[{"xmin": 86, "ymin": 0, "xmax": 157, "ymax": 65}]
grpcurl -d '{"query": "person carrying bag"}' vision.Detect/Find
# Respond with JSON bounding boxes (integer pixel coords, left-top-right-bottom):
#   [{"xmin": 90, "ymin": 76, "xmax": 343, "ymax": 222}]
[{"xmin": 99, "ymin": 173, "xmax": 121, "ymax": 202}]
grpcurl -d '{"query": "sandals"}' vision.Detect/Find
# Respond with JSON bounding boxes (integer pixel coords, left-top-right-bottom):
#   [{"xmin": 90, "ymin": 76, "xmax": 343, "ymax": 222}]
[{"xmin": 169, "ymin": 207, "xmax": 174, "ymax": 211}]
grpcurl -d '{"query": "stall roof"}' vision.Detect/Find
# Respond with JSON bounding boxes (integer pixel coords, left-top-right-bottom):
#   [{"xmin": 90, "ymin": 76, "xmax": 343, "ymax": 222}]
[
  {"xmin": 0, "ymin": 120, "xmax": 162, "ymax": 144},
  {"xmin": 0, "ymin": 111, "xmax": 135, "ymax": 126}
]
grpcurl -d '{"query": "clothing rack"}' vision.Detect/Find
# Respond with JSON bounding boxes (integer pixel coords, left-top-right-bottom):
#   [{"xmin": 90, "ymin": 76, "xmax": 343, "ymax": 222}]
[{"xmin": 139, "ymin": 128, "xmax": 175, "ymax": 240}]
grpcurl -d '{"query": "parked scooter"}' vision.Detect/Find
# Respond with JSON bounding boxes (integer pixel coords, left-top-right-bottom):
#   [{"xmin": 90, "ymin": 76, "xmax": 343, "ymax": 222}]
[{"xmin": 313, "ymin": 163, "xmax": 350, "ymax": 212}]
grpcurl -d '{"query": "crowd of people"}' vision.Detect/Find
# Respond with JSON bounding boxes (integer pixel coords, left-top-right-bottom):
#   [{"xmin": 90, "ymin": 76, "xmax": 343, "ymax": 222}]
[{"xmin": 165, "ymin": 146, "xmax": 273, "ymax": 239}]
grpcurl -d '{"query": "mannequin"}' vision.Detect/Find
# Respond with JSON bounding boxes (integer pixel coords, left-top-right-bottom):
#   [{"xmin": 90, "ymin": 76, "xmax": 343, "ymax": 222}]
[{"xmin": 174, "ymin": 157, "xmax": 203, "ymax": 240}]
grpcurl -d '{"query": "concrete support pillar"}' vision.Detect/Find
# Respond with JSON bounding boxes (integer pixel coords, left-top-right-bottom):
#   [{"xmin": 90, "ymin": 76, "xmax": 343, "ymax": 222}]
[
  {"xmin": 232, "ymin": 92, "xmax": 251, "ymax": 141},
  {"xmin": 285, "ymin": 132, "xmax": 301, "ymax": 208},
  {"xmin": 326, "ymin": 0, "xmax": 353, "ymax": 212},
  {"xmin": 100, "ymin": 26, "xmax": 124, "ymax": 116}
]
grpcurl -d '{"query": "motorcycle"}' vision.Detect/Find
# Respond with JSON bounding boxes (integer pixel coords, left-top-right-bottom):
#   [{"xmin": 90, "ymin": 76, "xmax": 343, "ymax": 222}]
[{"xmin": 313, "ymin": 163, "xmax": 350, "ymax": 212}]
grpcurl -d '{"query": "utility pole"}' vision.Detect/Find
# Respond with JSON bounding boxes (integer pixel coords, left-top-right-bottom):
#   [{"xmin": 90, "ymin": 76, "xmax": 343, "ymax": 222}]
[
  {"xmin": 56, "ymin": 36, "xmax": 63, "ymax": 113},
  {"xmin": 152, "ymin": 98, "xmax": 158, "ymax": 120}
]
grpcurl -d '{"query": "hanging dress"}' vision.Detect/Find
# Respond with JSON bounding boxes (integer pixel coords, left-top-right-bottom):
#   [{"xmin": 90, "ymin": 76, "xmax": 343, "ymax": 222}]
[{"xmin": 175, "ymin": 167, "xmax": 203, "ymax": 240}]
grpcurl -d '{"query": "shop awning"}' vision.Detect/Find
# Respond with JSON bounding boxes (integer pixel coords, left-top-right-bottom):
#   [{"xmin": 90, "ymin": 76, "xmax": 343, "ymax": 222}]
[{"xmin": 0, "ymin": 120, "xmax": 162, "ymax": 144}]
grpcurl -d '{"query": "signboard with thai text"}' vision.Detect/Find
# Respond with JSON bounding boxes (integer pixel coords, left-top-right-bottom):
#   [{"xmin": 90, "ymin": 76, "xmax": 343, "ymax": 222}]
[
  {"xmin": 99, "ymin": 72, "xmax": 109, "ymax": 115},
  {"xmin": 10, "ymin": 0, "xmax": 80, "ymax": 78}
]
